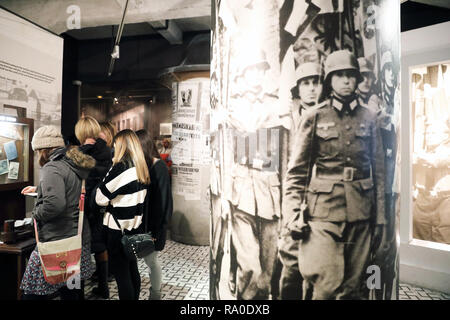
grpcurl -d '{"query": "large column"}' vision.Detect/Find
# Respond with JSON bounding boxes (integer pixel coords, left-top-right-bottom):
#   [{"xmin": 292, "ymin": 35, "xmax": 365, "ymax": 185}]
[
  {"xmin": 169, "ymin": 71, "xmax": 211, "ymax": 246},
  {"xmin": 210, "ymin": 0, "xmax": 400, "ymax": 300}
]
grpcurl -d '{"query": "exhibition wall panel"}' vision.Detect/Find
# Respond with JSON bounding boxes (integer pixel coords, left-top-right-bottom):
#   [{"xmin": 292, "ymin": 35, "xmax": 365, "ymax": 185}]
[{"xmin": 0, "ymin": 7, "xmax": 63, "ymax": 190}]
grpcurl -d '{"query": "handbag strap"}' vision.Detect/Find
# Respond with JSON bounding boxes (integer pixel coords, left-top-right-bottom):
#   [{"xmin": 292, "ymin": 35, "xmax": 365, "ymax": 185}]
[
  {"xmin": 78, "ymin": 180, "xmax": 86, "ymax": 236},
  {"xmin": 34, "ymin": 179, "xmax": 86, "ymax": 244},
  {"xmin": 111, "ymin": 213, "xmax": 125, "ymax": 235}
]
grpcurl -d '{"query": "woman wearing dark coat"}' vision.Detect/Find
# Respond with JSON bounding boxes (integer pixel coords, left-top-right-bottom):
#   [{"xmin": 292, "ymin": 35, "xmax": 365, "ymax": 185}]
[
  {"xmin": 136, "ymin": 130, "xmax": 173, "ymax": 300},
  {"xmin": 75, "ymin": 116, "xmax": 113, "ymax": 299}
]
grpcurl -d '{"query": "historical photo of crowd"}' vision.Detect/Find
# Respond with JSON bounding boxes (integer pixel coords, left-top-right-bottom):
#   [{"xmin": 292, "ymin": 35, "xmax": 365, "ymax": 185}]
[{"xmin": 210, "ymin": 0, "xmax": 400, "ymax": 300}]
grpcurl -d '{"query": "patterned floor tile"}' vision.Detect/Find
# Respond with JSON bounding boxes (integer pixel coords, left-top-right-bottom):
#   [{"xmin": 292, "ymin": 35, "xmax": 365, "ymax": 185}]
[{"xmin": 79, "ymin": 240, "xmax": 449, "ymax": 301}]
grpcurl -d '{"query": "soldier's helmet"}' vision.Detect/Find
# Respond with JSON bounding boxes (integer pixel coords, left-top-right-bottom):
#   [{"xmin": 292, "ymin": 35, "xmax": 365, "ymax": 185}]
[
  {"xmin": 295, "ymin": 62, "xmax": 323, "ymax": 83},
  {"xmin": 358, "ymin": 57, "xmax": 374, "ymax": 74},
  {"xmin": 324, "ymin": 50, "xmax": 363, "ymax": 83},
  {"xmin": 381, "ymin": 50, "xmax": 393, "ymax": 71}
]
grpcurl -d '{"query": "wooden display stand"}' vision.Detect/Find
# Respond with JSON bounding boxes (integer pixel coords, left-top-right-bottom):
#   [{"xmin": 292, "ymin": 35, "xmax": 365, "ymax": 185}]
[{"xmin": 0, "ymin": 238, "xmax": 36, "ymax": 300}]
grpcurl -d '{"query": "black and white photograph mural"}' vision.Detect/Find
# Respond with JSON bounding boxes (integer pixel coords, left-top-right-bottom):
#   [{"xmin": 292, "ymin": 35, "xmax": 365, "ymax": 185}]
[{"xmin": 210, "ymin": 0, "xmax": 400, "ymax": 300}]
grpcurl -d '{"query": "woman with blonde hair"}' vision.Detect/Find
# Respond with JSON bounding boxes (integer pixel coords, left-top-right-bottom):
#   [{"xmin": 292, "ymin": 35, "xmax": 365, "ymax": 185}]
[
  {"xmin": 95, "ymin": 129, "xmax": 150, "ymax": 300},
  {"xmin": 75, "ymin": 116, "xmax": 113, "ymax": 299},
  {"xmin": 99, "ymin": 121, "xmax": 117, "ymax": 149}
]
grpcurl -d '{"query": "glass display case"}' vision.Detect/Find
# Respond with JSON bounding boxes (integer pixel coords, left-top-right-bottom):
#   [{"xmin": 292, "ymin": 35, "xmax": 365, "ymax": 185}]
[
  {"xmin": 411, "ymin": 61, "xmax": 450, "ymax": 246},
  {"xmin": 0, "ymin": 115, "xmax": 34, "ymax": 191}
]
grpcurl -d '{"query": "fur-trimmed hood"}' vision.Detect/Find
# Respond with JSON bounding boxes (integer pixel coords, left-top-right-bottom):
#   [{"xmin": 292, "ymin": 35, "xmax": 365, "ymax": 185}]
[
  {"xmin": 49, "ymin": 146, "xmax": 96, "ymax": 180},
  {"xmin": 65, "ymin": 146, "xmax": 96, "ymax": 169}
]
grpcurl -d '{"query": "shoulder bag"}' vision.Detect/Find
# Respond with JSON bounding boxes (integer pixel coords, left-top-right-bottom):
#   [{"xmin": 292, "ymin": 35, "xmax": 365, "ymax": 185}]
[
  {"xmin": 111, "ymin": 206, "xmax": 155, "ymax": 261},
  {"xmin": 34, "ymin": 180, "xmax": 85, "ymax": 285}
]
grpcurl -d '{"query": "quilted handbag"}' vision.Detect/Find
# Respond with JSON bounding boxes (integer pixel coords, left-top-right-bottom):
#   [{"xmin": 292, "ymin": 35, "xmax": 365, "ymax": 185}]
[
  {"xmin": 112, "ymin": 214, "xmax": 155, "ymax": 261},
  {"xmin": 34, "ymin": 180, "xmax": 85, "ymax": 285},
  {"xmin": 121, "ymin": 232, "xmax": 155, "ymax": 260}
]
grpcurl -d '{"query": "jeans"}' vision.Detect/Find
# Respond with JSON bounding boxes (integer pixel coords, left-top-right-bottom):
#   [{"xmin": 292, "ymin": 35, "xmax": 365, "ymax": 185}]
[{"xmin": 143, "ymin": 251, "xmax": 162, "ymax": 294}]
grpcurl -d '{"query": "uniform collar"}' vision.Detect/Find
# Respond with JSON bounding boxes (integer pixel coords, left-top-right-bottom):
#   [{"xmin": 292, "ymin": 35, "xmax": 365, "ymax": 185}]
[
  {"xmin": 331, "ymin": 94, "xmax": 358, "ymax": 112},
  {"xmin": 299, "ymin": 100, "xmax": 314, "ymax": 113},
  {"xmin": 356, "ymin": 89, "xmax": 369, "ymax": 104}
]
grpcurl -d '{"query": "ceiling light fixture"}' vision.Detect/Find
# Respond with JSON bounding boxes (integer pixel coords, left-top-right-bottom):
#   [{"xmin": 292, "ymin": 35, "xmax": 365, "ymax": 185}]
[
  {"xmin": 108, "ymin": 0, "xmax": 129, "ymax": 77},
  {"xmin": 111, "ymin": 45, "xmax": 120, "ymax": 59}
]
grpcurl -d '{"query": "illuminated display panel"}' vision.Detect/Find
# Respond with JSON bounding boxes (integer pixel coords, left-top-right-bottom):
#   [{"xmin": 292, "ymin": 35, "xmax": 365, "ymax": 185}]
[{"xmin": 411, "ymin": 61, "xmax": 450, "ymax": 246}]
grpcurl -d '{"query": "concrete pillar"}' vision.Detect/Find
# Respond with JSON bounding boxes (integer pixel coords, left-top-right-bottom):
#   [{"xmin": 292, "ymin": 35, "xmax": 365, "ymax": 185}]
[{"xmin": 169, "ymin": 71, "xmax": 210, "ymax": 246}]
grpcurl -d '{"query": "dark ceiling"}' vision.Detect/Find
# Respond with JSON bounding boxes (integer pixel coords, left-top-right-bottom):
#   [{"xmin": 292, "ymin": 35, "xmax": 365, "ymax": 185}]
[
  {"xmin": 72, "ymin": 1, "xmax": 449, "ymax": 100},
  {"xmin": 401, "ymin": 1, "xmax": 450, "ymax": 31}
]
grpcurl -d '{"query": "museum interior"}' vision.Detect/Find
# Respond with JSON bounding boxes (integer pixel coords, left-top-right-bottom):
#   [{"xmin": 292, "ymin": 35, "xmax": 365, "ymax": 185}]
[{"xmin": 0, "ymin": 0, "xmax": 448, "ymax": 303}]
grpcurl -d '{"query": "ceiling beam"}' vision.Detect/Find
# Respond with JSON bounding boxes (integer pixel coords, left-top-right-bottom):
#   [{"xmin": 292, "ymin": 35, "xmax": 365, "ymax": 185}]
[
  {"xmin": 0, "ymin": 0, "xmax": 210, "ymax": 34},
  {"xmin": 148, "ymin": 20, "xmax": 183, "ymax": 44},
  {"xmin": 409, "ymin": 0, "xmax": 450, "ymax": 9}
]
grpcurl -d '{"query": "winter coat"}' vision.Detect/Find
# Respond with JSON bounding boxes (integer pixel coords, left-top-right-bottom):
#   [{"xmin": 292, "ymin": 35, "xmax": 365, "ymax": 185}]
[
  {"xmin": 79, "ymin": 138, "xmax": 112, "ymax": 252},
  {"xmin": 144, "ymin": 159, "xmax": 173, "ymax": 251},
  {"xmin": 79, "ymin": 138, "xmax": 112, "ymax": 201},
  {"xmin": 33, "ymin": 146, "xmax": 95, "ymax": 243}
]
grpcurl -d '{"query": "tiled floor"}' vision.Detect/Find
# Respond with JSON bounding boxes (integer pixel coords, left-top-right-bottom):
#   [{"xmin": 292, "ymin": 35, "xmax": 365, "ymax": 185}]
[
  {"xmin": 85, "ymin": 240, "xmax": 210, "ymax": 300},
  {"xmin": 399, "ymin": 283, "xmax": 450, "ymax": 300},
  {"xmin": 84, "ymin": 240, "xmax": 450, "ymax": 300}
]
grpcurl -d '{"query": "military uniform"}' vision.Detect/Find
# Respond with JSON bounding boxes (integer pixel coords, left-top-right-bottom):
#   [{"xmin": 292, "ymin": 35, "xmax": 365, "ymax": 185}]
[
  {"xmin": 358, "ymin": 91, "xmax": 380, "ymax": 114},
  {"xmin": 369, "ymin": 50, "xmax": 399, "ymax": 300},
  {"xmin": 283, "ymin": 93, "xmax": 386, "ymax": 299},
  {"xmin": 279, "ymin": 62, "xmax": 323, "ymax": 300},
  {"xmin": 224, "ymin": 51, "xmax": 290, "ymax": 300},
  {"xmin": 370, "ymin": 105, "xmax": 398, "ymax": 300},
  {"xmin": 229, "ymin": 128, "xmax": 281, "ymax": 300},
  {"xmin": 278, "ymin": 99, "xmax": 324, "ymax": 300},
  {"xmin": 356, "ymin": 57, "xmax": 380, "ymax": 114}
]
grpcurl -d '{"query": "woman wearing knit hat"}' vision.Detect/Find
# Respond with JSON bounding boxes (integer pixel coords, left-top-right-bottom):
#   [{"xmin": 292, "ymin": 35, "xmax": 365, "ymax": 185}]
[{"xmin": 20, "ymin": 125, "xmax": 96, "ymax": 300}]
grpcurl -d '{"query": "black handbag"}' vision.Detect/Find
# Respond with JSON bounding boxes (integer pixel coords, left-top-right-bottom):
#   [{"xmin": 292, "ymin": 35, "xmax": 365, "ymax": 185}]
[{"xmin": 112, "ymin": 215, "xmax": 155, "ymax": 261}]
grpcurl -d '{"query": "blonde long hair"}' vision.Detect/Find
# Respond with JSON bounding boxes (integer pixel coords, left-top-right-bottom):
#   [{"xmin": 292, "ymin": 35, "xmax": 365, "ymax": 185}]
[
  {"xmin": 113, "ymin": 129, "xmax": 150, "ymax": 184},
  {"xmin": 100, "ymin": 121, "xmax": 117, "ymax": 148}
]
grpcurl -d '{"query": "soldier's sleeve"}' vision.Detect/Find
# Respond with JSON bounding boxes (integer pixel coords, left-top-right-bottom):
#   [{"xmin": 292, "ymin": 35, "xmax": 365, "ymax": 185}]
[
  {"xmin": 372, "ymin": 114, "xmax": 387, "ymax": 225},
  {"xmin": 282, "ymin": 110, "xmax": 316, "ymax": 223},
  {"xmin": 368, "ymin": 94, "xmax": 381, "ymax": 113}
]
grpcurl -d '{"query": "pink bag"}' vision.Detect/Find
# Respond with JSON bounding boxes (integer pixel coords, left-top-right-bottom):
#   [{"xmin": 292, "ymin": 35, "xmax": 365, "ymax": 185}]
[{"xmin": 34, "ymin": 180, "xmax": 85, "ymax": 285}]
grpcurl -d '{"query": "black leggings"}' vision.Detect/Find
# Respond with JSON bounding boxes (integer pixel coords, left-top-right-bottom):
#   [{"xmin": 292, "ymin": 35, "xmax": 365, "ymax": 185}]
[{"xmin": 109, "ymin": 251, "xmax": 141, "ymax": 300}]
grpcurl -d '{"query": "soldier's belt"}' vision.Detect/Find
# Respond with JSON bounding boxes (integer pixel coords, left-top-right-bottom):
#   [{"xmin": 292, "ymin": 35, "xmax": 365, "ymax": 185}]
[{"xmin": 315, "ymin": 167, "xmax": 371, "ymax": 182}]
